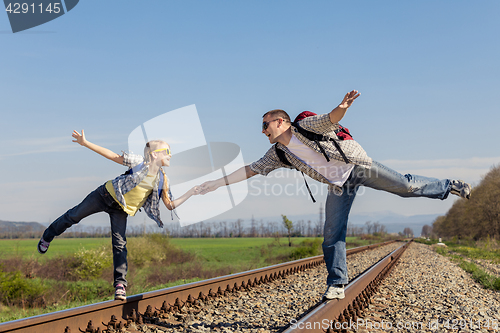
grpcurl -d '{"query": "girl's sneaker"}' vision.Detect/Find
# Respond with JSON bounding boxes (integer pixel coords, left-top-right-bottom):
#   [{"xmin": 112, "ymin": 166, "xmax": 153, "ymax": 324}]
[
  {"xmin": 115, "ymin": 284, "xmax": 126, "ymax": 301},
  {"xmin": 37, "ymin": 238, "xmax": 50, "ymax": 254}
]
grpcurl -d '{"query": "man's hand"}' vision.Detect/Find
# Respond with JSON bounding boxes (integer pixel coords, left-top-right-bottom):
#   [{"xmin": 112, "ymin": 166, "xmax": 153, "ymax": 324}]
[
  {"xmin": 72, "ymin": 130, "xmax": 87, "ymax": 146},
  {"xmin": 200, "ymin": 180, "xmax": 221, "ymax": 195},
  {"xmin": 200, "ymin": 166, "xmax": 254, "ymax": 195},
  {"xmin": 338, "ymin": 90, "xmax": 360, "ymax": 109},
  {"xmin": 329, "ymin": 90, "xmax": 360, "ymax": 124}
]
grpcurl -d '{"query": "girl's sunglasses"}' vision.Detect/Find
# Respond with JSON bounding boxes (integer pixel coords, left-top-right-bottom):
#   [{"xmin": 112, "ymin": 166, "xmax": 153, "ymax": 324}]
[{"xmin": 152, "ymin": 148, "xmax": 171, "ymax": 155}]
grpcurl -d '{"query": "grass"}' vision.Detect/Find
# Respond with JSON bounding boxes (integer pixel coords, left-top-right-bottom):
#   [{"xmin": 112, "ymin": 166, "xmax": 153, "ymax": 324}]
[
  {"xmin": 458, "ymin": 260, "xmax": 500, "ymax": 290},
  {"xmin": 0, "ymin": 236, "xmax": 380, "ymax": 259},
  {"xmin": 0, "ymin": 238, "xmax": 110, "ymax": 261},
  {"xmin": 0, "ymin": 277, "xmax": 203, "ymax": 323},
  {"xmin": 169, "ymin": 237, "xmax": 321, "ymax": 271},
  {"xmin": 424, "ymin": 238, "xmax": 500, "ymax": 291},
  {"xmin": 450, "ymin": 247, "xmax": 500, "ymax": 263},
  {"xmin": 416, "ymin": 237, "xmax": 500, "ymax": 262}
]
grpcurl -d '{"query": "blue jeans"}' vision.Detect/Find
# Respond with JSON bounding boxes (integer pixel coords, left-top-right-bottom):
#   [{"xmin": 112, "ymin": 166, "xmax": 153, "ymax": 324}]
[
  {"xmin": 323, "ymin": 160, "xmax": 451, "ymax": 285},
  {"xmin": 42, "ymin": 184, "xmax": 129, "ymax": 288}
]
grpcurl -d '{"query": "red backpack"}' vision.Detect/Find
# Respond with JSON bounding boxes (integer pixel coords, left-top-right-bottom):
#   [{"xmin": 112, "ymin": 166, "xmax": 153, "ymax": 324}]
[{"xmin": 294, "ymin": 111, "xmax": 353, "ymax": 141}]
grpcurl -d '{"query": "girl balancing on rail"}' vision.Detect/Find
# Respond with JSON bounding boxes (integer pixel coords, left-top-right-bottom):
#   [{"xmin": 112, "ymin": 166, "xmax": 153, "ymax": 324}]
[{"xmin": 37, "ymin": 130, "xmax": 200, "ymax": 300}]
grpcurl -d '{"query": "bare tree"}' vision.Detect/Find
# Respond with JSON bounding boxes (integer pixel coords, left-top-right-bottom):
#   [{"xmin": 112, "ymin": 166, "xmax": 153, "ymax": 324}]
[
  {"xmin": 250, "ymin": 216, "xmax": 257, "ymax": 237},
  {"xmin": 365, "ymin": 221, "xmax": 373, "ymax": 234},
  {"xmin": 403, "ymin": 227, "xmax": 414, "ymax": 237},
  {"xmin": 235, "ymin": 219, "xmax": 244, "ymax": 237},
  {"xmin": 281, "ymin": 215, "xmax": 294, "ymax": 247},
  {"xmin": 421, "ymin": 225, "xmax": 433, "ymax": 237}
]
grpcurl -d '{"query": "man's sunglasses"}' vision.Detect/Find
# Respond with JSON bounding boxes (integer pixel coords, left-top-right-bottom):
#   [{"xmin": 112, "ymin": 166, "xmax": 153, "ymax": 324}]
[
  {"xmin": 262, "ymin": 118, "xmax": 281, "ymax": 131},
  {"xmin": 152, "ymin": 148, "xmax": 171, "ymax": 155}
]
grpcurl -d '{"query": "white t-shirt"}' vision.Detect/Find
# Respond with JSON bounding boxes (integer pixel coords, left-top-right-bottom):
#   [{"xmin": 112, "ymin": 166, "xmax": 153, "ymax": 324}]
[{"xmin": 286, "ymin": 134, "xmax": 355, "ymax": 187}]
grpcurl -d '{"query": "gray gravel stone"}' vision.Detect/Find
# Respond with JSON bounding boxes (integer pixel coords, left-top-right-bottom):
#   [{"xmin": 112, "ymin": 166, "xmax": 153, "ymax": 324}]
[
  {"xmin": 148, "ymin": 242, "xmax": 402, "ymax": 332},
  {"xmin": 350, "ymin": 242, "xmax": 500, "ymax": 333}
]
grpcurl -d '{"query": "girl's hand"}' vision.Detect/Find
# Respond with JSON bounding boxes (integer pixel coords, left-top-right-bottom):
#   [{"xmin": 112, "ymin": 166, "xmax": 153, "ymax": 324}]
[
  {"xmin": 200, "ymin": 180, "xmax": 220, "ymax": 194},
  {"xmin": 72, "ymin": 130, "xmax": 87, "ymax": 146},
  {"xmin": 192, "ymin": 186, "xmax": 201, "ymax": 195}
]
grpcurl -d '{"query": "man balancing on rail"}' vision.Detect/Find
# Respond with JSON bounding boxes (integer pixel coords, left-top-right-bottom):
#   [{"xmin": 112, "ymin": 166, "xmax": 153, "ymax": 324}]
[{"xmin": 199, "ymin": 90, "xmax": 471, "ymax": 300}]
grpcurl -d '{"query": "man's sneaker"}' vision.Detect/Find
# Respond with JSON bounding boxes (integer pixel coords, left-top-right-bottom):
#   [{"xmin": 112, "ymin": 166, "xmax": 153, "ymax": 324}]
[
  {"xmin": 450, "ymin": 180, "xmax": 472, "ymax": 199},
  {"xmin": 322, "ymin": 284, "xmax": 345, "ymax": 300},
  {"xmin": 115, "ymin": 284, "xmax": 126, "ymax": 301},
  {"xmin": 37, "ymin": 237, "xmax": 50, "ymax": 254}
]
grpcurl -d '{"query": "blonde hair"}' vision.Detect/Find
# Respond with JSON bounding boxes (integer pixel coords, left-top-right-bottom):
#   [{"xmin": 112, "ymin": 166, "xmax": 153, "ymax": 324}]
[
  {"xmin": 144, "ymin": 140, "xmax": 172, "ymax": 206},
  {"xmin": 143, "ymin": 140, "xmax": 168, "ymax": 163},
  {"xmin": 160, "ymin": 168, "xmax": 171, "ymax": 206}
]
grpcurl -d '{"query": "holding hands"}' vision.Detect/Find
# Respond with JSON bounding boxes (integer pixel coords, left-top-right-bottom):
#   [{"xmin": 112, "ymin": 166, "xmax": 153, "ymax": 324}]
[
  {"xmin": 191, "ymin": 185, "xmax": 202, "ymax": 195},
  {"xmin": 199, "ymin": 180, "xmax": 220, "ymax": 195}
]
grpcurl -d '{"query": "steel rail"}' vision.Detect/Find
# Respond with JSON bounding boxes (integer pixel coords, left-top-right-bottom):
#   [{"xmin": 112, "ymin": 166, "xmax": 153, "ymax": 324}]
[
  {"xmin": 0, "ymin": 240, "xmax": 397, "ymax": 333},
  {"xmin": 283, "ymin": 240, "xmax": 412, "ymax": 333}
]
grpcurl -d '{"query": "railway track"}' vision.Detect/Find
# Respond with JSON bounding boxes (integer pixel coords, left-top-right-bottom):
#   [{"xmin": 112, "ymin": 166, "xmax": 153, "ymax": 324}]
[
  {"xmin": 283, "ymin": 240, "xmax": 411, "ymax": 332},
  {"xmin": 0, "ymin": 240, "xmax": 404, "ymax": 333}
]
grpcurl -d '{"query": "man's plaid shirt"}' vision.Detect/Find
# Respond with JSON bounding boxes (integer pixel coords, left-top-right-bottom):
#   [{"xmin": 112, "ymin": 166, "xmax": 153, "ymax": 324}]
[
  {"xmin": 110, "ymin": 152, "xmax": 170, "ymax": 228},
  {"xmin": 249, "ymin": 113, "xmax": 372, "ymax": 195}
]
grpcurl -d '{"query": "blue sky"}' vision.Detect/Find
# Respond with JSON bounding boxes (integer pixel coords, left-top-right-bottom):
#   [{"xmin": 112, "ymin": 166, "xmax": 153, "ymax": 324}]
[{"xmin": 1, "ymin": 1, "xmax": 499, "ymax": 228}]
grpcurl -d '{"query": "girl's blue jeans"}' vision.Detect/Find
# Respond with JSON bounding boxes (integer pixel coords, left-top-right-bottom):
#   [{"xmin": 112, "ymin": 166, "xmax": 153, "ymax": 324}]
[
  {"xmin": 42, "ymin": 184, "xmax": 129, "ymax": 288},
  {"xmin": 323, "ymin": 160, "xmax": 451, "ymax": 285}
]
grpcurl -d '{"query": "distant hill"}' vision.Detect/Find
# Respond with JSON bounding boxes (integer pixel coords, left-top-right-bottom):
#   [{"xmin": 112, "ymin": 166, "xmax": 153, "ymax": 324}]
[{"xmin": 0, "ymin": 220, "xmax": 45, "ymax": 234}]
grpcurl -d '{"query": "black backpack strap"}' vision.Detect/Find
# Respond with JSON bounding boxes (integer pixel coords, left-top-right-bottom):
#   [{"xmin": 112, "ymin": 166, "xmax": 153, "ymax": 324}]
[
  {"xmin": 326, "ymin": 138, "xmax": 350, "ymax": 164},
  {"xmin": 275, "ymin": 144, "xmax": 292, "ymax": 166},
  {"xmin": 292, "ymin": 122, "xmax": 326, "ymax": 141},
  {"xmin": 292, "ymin": 122, "xmax": 350, "ymax": 164},
  {"xmin": 335, "ymin": 126, "xmax": 353, "ymax": 139},
  {"xmin": 274, "ymin": 145, "xmax": 316, "ymax": 203},
  {"xmin": 300, "ymin": 171, "xmax": 316, "ymax": 203},
  {"xmin": 315, "ymin": 140, "xmax": 331, "ymax": 162}
]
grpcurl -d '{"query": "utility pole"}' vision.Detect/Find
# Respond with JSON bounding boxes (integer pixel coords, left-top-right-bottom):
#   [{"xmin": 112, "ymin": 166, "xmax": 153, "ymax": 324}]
[{"xmin": 318, "ymin": 206, "xmax": 324, "ymax": 236}]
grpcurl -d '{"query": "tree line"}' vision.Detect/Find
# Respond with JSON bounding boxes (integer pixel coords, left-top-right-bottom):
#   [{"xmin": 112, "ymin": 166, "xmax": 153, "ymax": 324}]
[
  {"xmin": 0, "ymin": 218, "xmax": 324, "ymax": 239},
  {"xmin": 432, "ymin": 164, "xmax": 500, "ymax": 240},
  {"xmin": 0, "ymin": 217, "xmax": 389, "ymax": 239}
]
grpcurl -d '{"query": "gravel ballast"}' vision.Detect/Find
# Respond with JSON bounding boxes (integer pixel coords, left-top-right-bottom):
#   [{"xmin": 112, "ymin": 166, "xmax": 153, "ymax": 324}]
[
  {"xmin": 124, "ymin": 241, "xmax": 499, "ymax": 333},
  {"xmin": 352, "ymin": 242, "xmax": 500, "ymax": 333}
]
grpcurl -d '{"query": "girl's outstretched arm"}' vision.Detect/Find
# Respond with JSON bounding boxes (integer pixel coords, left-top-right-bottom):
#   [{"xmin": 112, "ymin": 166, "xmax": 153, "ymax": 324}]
[
  {"xmin": 162, "ymin": 185, "xmax": 200, "ymax": 210},
  {"xmin": 72, "ymin": 130, "xmax": 124, "ymax": 165}
]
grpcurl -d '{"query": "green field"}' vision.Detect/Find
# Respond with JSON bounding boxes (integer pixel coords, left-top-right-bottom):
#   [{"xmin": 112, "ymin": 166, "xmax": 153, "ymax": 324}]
[
  {"xmin": 0, "ymin": 238, "xmax": 110, "ymax": 260},
  {"xmin": 0, "ymin": 236, "xmax": 368, "ymax": 263}
]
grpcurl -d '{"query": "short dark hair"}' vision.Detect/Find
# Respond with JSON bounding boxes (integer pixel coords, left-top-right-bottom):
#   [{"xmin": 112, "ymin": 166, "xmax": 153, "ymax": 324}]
[{"xmin": 262, "ymin": 109, "xmax": 291, "ymax": 122}]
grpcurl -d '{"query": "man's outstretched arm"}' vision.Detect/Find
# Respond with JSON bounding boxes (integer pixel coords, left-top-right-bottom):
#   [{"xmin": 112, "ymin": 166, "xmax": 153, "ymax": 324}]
[
  {"xmin": 329, "ymin": 90, "xmax": 360, "ymax": 124},
  {"xmin": 200, "ymin": 165, "xmax": 257, "ymax": 194},
  {"xmin": 72, "ymin": 130, "xmax": 124, "ymax": 165}
]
